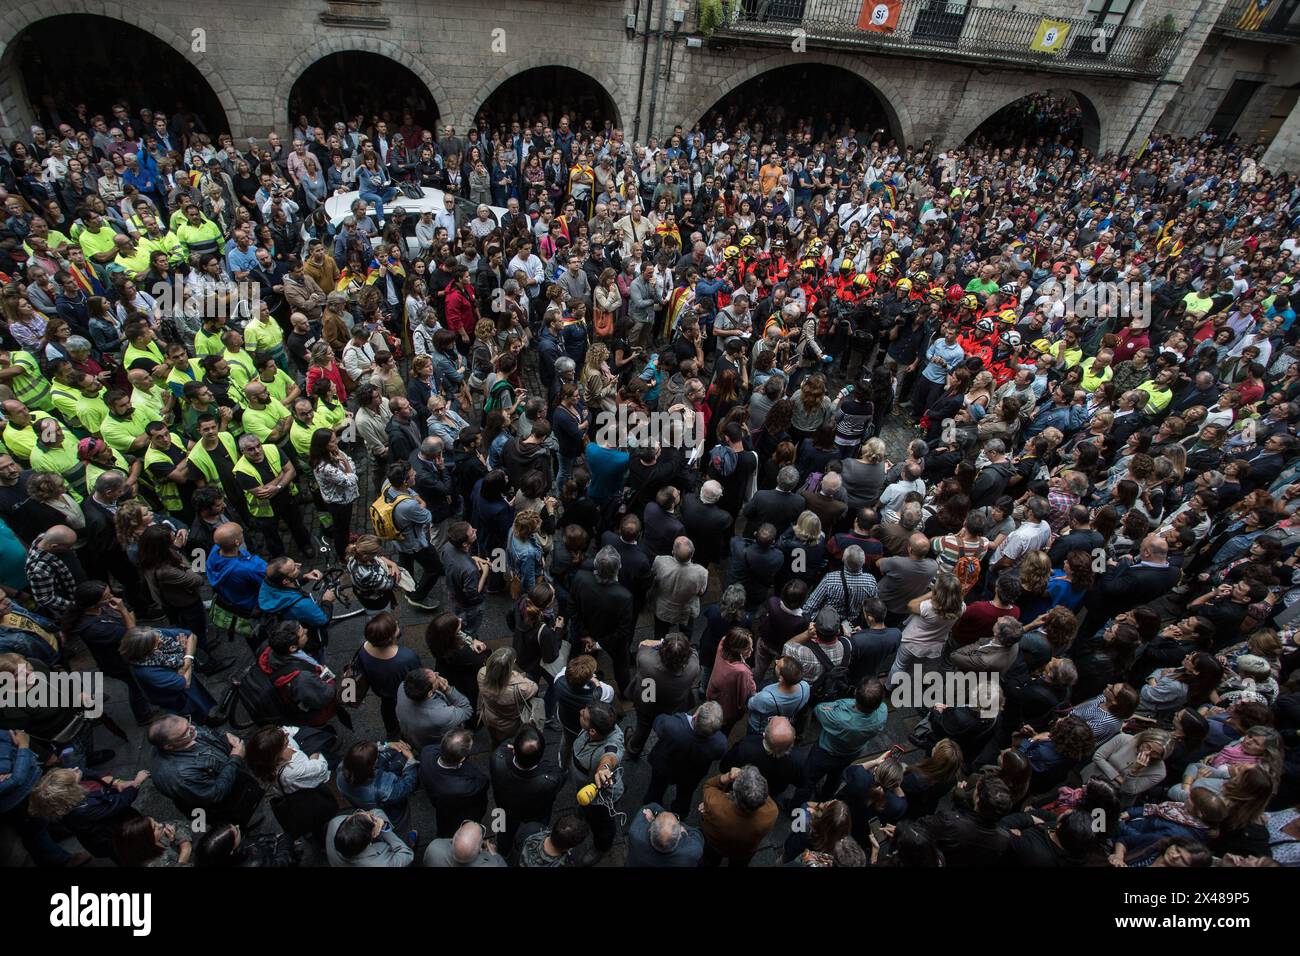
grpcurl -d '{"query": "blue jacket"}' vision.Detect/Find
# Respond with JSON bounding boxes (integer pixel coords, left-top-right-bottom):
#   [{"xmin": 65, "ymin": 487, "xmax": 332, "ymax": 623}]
[
  {"xmin": 625, "ymin": 802, "xmax": 706, "ymax": 867},
  {"xmin": 207, "ymin": 548, "xmax": 268, "ymax": 614},
  {"xmin": 336, "ymin": 747, "xmax": 420, "ymax": 822},
  {"xmin": 0, "ymin": 733, "xmax": 40, "ymax": 813},
  {"xmin": 132, "ymin": 662, "xmax": 216, "ymax": 719},
  {"xmin": 258, "ymin": 579, "xmax": 330, "ymax": 628}
]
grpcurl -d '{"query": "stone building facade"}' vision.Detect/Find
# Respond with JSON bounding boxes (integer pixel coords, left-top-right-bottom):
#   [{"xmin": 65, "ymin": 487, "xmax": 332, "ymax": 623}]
[{"xmin": 0, "ymin": 0, "xmax": 1296, "ymax": 167}]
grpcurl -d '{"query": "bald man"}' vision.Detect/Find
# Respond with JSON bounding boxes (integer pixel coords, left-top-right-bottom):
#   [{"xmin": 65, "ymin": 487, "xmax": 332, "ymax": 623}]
[
  {"xmin": 1084, "ymin": 532, "xmax": 1180, "ymax": 618},
  {"xmin": 421, "ymin": 821, "xmax": 506, "ymax": 867},
  {"xmin": 24, "ymin": 524, "xmax": 82, "ymax": 619},
  {"xmin": 206, "ymin": 521, "xmax": 269, "ymax": 616},
  {"xmin": 720, "ymin": 716, "xmax": 804, "ymax": 807},
  {"xmin": 650, "ymin": 535, "xmax": 710, "ymax": 640},
  {"xmin": 875, "ymin": 533, "xmax": 939, "ymax": 626},
  {"xmin": 625, "ymin": 805, "xmax": 704, "ymax": 867}
]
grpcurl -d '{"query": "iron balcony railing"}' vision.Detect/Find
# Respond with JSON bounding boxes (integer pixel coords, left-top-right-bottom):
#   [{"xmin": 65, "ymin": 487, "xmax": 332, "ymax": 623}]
[
  {"xmin": 713, "ymin": 1, "xmax": 1182, "ymax": 77},
  {"xmin": 1213, "ymin": 0, "xmax": 1300, "ymax": 40}
]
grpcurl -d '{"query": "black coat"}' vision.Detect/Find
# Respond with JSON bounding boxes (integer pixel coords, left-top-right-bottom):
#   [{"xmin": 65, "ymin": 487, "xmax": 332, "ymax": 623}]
[
  {"xmin": 417, "ymin": 747, "xmax": 490, "ymax": 838},
  {"xmin": 741, "ymin": 489, "xmax": 805, "ymax": 536},
  {"xmin": 681, "ymin": 495, "xmax": 734, "ymax": 566}
]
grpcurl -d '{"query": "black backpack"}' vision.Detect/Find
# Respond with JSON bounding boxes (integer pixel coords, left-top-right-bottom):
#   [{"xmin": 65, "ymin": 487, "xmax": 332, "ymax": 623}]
[{"xmin": 807, "ymin": 636, "xmax": 854, "ymax": 704}]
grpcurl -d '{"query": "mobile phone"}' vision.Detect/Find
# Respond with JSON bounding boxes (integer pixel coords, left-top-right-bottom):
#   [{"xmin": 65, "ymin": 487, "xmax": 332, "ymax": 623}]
[{"xmin": 868, "ymin": 817, "xmax": 885, "ymax": 845}]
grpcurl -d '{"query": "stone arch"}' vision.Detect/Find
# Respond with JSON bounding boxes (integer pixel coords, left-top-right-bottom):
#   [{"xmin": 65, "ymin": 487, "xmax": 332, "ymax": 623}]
[
  {"xmin": 679, "ymin": 50, "xmax": 915, "ymax": 147},
  {"xmin": 275, "ymin": 36, "xmax": 453, "ymax": 136},
  {"xmin": 0, "ymin": 0, "xmax": 244, "ymax": 139},
  {"xmin": 458, "ymin": 53, "xmax": 630, "ymax": 132},
  {"xmin": 944, "ymin": 80, "xmax": 1106, "ymax": 155}
]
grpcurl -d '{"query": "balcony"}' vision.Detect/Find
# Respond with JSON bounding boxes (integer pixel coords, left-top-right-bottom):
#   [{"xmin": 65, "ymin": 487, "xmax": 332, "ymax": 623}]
[
  {"xmin": 708, "ymin": 1, "xmax": 1182, "ymax": 78},
  {"xmin": 1212, "ymin": 0, "xmax": 1300, "ymax": 42}
]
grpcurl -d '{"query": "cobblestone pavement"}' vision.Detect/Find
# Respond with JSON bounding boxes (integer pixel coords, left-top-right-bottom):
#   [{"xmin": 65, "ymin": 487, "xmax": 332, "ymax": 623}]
[{"xmin": 1, "ymin": 356, "xmax": 929, "ymax": 868}]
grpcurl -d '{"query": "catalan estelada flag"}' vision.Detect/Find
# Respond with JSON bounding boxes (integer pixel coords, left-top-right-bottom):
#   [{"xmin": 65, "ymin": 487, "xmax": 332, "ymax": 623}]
[
  {"xmin": 1030, "ymin": 19, "xmax": 1071, "ymax": 52},
  {"xmin": 858, "ymin": 0, "xmax": 902, "ymax": 32},
  {"xmin": 1238, "ymin": 0, "xmax": 1276, "ymax": 30}
]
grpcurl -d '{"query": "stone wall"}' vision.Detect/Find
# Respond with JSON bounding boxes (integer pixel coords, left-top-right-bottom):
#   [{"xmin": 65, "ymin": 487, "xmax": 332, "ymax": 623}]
[{"xmin": 0, "ymin": 0, "xmax": 1279, "ymax": 160}]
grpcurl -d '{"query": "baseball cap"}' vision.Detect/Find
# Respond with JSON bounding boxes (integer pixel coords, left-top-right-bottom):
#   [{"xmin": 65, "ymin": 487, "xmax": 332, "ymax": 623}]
[{"xmin": 814, "ymin": 608, "xmax": 842, "ymax": 640}]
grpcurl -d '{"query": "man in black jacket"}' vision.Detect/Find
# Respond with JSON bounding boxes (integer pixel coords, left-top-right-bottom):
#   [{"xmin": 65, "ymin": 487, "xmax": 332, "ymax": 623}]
[
  {"xmin": 642, "ymin": 702, "xmax": 728, "ymax": 819},
  {"xmin": 1047, "ymin": 504, "xmax": 1104, "ymax": 566},
  {"xmin": 599, "ymin": 514, "xmax": 655, "ymax": 616},
  {"xmin": 681, "ymin": 480, "xmax": 734, "ymax": 568},
  {"xmin": 1083, "ymin": 534, "xmax": 1180, "ymax": 620},
  {"xmin": 969, "ymin": 439, "xmax": 1013, "ymax": 508},
  {"xmin": 488, "ymin": 726, "xmax": 566, "ymax": 857},
  {"xmin": 915, "ymin": 774, "xmax": 1012, "ymax": 866},
  {"xmin": 642, "ymin": 486, "xmax": 686, "ymax": 557},
  {"xmin": 726, "ymin": 523, "xmax": 784, "ymax": 609},
  {"xmin": 741, "ymin": 465, "xmax": 805, "ymax": 536},
  {"xmin": 570, "ymin": 547, "xmax": 636, "ymax": 695},
  {"xmin": 419, "ymin": 729, "xmax": 490, "ymax": 839},
  {"xmin": 720, "ymin": 715, "xmax": 804, "ymax": 809},
  {"xmin": 410, "ymin": 436, "xmax": 458, "ymax": 546},
  {"xmin": 385, "ymin": 396, "xmax": 423, "ymax": 464}
]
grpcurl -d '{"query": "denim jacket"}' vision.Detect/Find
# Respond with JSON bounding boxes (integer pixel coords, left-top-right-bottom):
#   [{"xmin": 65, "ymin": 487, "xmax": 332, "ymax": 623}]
[{"xmin": 336, "ymin": 746, "xmax": 419, "ymax": 821}]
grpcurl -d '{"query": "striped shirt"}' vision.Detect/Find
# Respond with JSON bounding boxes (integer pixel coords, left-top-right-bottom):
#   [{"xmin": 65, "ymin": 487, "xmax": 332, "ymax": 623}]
[{"xmin": 801, "ymin": 568, "xmax": 878, "ymax": 623}]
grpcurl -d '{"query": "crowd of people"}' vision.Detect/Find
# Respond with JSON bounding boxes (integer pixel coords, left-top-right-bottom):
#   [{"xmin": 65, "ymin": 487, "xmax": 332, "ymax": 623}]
[{"xmin": 0, "ymin": 86, "xmax": 1299, "ymax": 869}]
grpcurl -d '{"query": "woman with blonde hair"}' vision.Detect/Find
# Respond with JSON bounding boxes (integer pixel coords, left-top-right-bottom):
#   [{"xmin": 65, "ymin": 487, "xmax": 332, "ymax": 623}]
[
  {"xmin": 1014, "ymin": 550, "xmax": 1053, "ymax": 619},
  {"xmin": 965, "ymin": 369, "xmax": 995, "ymax": 414},
  {"xmin": 476, "ymin": 646, "xmax": 540, "ymax": 747},
  {"xmin": 425, "ymin": 392, "xmax": 470, "ymax": 447},
  {"xmin": 28, "ymin": 764, "xmax": 151, "ymax": 862},
  {"xmin": 778, "ymin": 510, "xmax": 827, "ymax": 587},
  {"xmin": 582, "ymin": 341, "xmax": 619, "ymax": 417},
  {"xmin": 902, "ymin": 738, "xmax": 964, "ymax": 817},
  {"xmin": 843, "ymin": 436, "xmax": 888, "ymax": 511},
  {"xmin": 891, "ymin": 572, "xmax": 965, "ymax": 681},
  {"xmin": 345, "ymin": 534, "xmax": 404, "ymax": 616}
]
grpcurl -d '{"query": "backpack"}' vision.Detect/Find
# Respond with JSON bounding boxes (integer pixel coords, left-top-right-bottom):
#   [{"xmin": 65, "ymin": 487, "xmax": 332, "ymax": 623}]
[
  {"xmin": 807, "ymin": 636, "xmax": 854, "ymax": 704},
  {"xmin": 484, "ymin": 377, "xmax": 515, "ymax": 412},
  {"xmin": 953, "ymin": 553, "xmax": 983, "ymax": 594},
  {"xmin": 370, "ymin": 490, "xmax": 413, "ymax": 540},
  {"xmin": 593, "ymin": 307, "xmax": 615, "ymax": 338}
]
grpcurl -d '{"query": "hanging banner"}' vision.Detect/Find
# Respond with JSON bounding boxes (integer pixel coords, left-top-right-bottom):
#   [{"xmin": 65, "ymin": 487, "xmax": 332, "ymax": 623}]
[
  {"xmin": 858, "ymin": 0, "xmax": 902, "ymax": 32},
  {"xmin": 1237, "ymin": 0, "xmax": 1276, "ymax": 31},
  {"xmin": 1030, "ymin": 18, "xmax": 1071, "ymax": 52}
]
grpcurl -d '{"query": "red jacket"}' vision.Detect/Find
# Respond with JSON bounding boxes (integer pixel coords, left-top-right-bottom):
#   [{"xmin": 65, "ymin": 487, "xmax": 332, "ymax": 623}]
[{"xmin": 445, "ymin": 283, "xmax": 478, "ymax": 336}]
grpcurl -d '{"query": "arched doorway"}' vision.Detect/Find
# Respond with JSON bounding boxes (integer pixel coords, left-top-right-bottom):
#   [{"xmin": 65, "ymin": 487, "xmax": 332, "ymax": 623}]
[
  {"xmin": 288, "ymin": 51, "xmax": 439, "ymax": 137},
  {"xmin": 699, "ymin": 63, "xmax": 902, "ymax": 146},
  {"xmin": 13, "ymin": 14, "xmax": 230, "ymax": 138},
  {"xmin": 474, "ymin": 66, "xmax": 619, "ymax": 131},
  {"xmin": 965, "ymin": 91, "xmax": 1102, "ymax": 155}
]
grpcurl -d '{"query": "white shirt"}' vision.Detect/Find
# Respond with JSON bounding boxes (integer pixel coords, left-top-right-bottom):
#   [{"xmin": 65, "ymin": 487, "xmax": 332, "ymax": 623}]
[
  {"xmin": 507, "ymin": 253, "xmax": 545, "ymax": 298},
  {"xmin": 990, "ymin": 519, "xmax": 1051, "ymax": 565}
]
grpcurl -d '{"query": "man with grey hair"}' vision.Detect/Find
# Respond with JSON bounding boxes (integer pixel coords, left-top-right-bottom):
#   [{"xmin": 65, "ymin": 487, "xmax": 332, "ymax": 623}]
[
  {"xmin": 748, "ymin": 372, "xmax": 786, "ymax": 431},
  {"xmin": 641, "ymin": 701, "xmax": 727, "ymax": 819},
  {"xmin": 682, "ymin": 479, "xmax": 734, "ymax": 567},
  {"xmin": 570, "ymin": 545, "xmax": 635, "ymax": 694},
  {"xmin": 232, "ymin": 433, "xmax": 308, "ymax": 559},
  {"xmin": 742, "ymin": 464, "xmax": 805, "ymax": 536},
  {"xmin": 626, "ymin": 804, "xmax": 705, "ymax": 867},
  {"xmin": 989, "ymin": 495, "xmax": 1051, "ymax": 572},
  {"xmin": 148, "ymin": 715, "xmax": 260, "ymax": 827},
  {"xmin": 650, "ymin": 535, "xmax": 710, "ymax": 639},
  {"xmin": 801, "ymin": 468, "xmax": 847, "ymax": 531},
  {"xmin": 801, "ymin": 544, "xmax": 878, "ymax": 624},
  {"xmin": 699, "ymin": 764, "xmax": 778, "ymax": 866},
  {"xmin": 970, "ymin": 438, "xmax": 1013, "ymax": 508},
  {"xmin": 878, "ymin": 461, "xmax": 926, "ymax": 515},
  {"xmin": 950, "ymin": 615, "xmax": 1023, "ymax": 674},
  {"xmin": 876, "ymin": 532, "xmax": 940, "ymax": 625}
]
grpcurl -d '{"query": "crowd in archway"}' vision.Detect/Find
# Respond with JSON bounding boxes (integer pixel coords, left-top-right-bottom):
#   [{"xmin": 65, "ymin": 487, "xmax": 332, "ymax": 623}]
[{"xmin": 0, "ymin": 76, "xmax": 1299, "ymax": 870}]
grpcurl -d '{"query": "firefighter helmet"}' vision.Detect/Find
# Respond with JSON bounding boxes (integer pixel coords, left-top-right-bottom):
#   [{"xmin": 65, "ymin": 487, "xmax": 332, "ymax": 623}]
[
  {"xmin": 1031, "ymin": 338, "xmax": 1053, "ymax": 353},
  {"xmin": 946, "ymin": 286, "xmax": 964, "ymax": 303},
  {"xmin": 880, "ymin": 263, "xmax": 897, "ymax": 277},
  {"xmin": 771, "ymin": 237, "xmax": 785, "ymax": 248},
  {"xmin": 800, "ymin": 258, "xmax": 817, "ymax": 271},
  {"xmin": 723, "ymin": 245, "xmax": 739, "ymax": 260},
  {"xmin": 1000, "ymin": 329, "xmax": 1022, "ymax": 348},
  {"xmin": 976, "ymin": 317, "xmax": 996, "ymax": 335},
  {"xmin": 928, "ymin": 287, "xmax": 945, "ymax": 301},
  {"xmin": 840, "ymin": 258, "xmax": 854, "ymax": 271},
  {"xmin": 853, "ymin": 273, "xmax": 871, "ymax": 288},
  {"xmin": 895, "ymin": 278, "xmax": 913, "ymax": 293},
  {"xmin": 739, "ymin": 235, "xmax": 756, "ymax": 249},
  {"xmin": 912, "ymin": 270, "xmax": 931, "ymax": 284},
  {"xmin": 962, "ymin": 294, "xmax": 980, "ymax": 311},
  {"xmin": 999, "ymin": 308, "xmax": 1018, "ymax": 323},
  {"xmin": 1000, "ymin": 281, "xmax": 1020, "ymax": 296}
]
